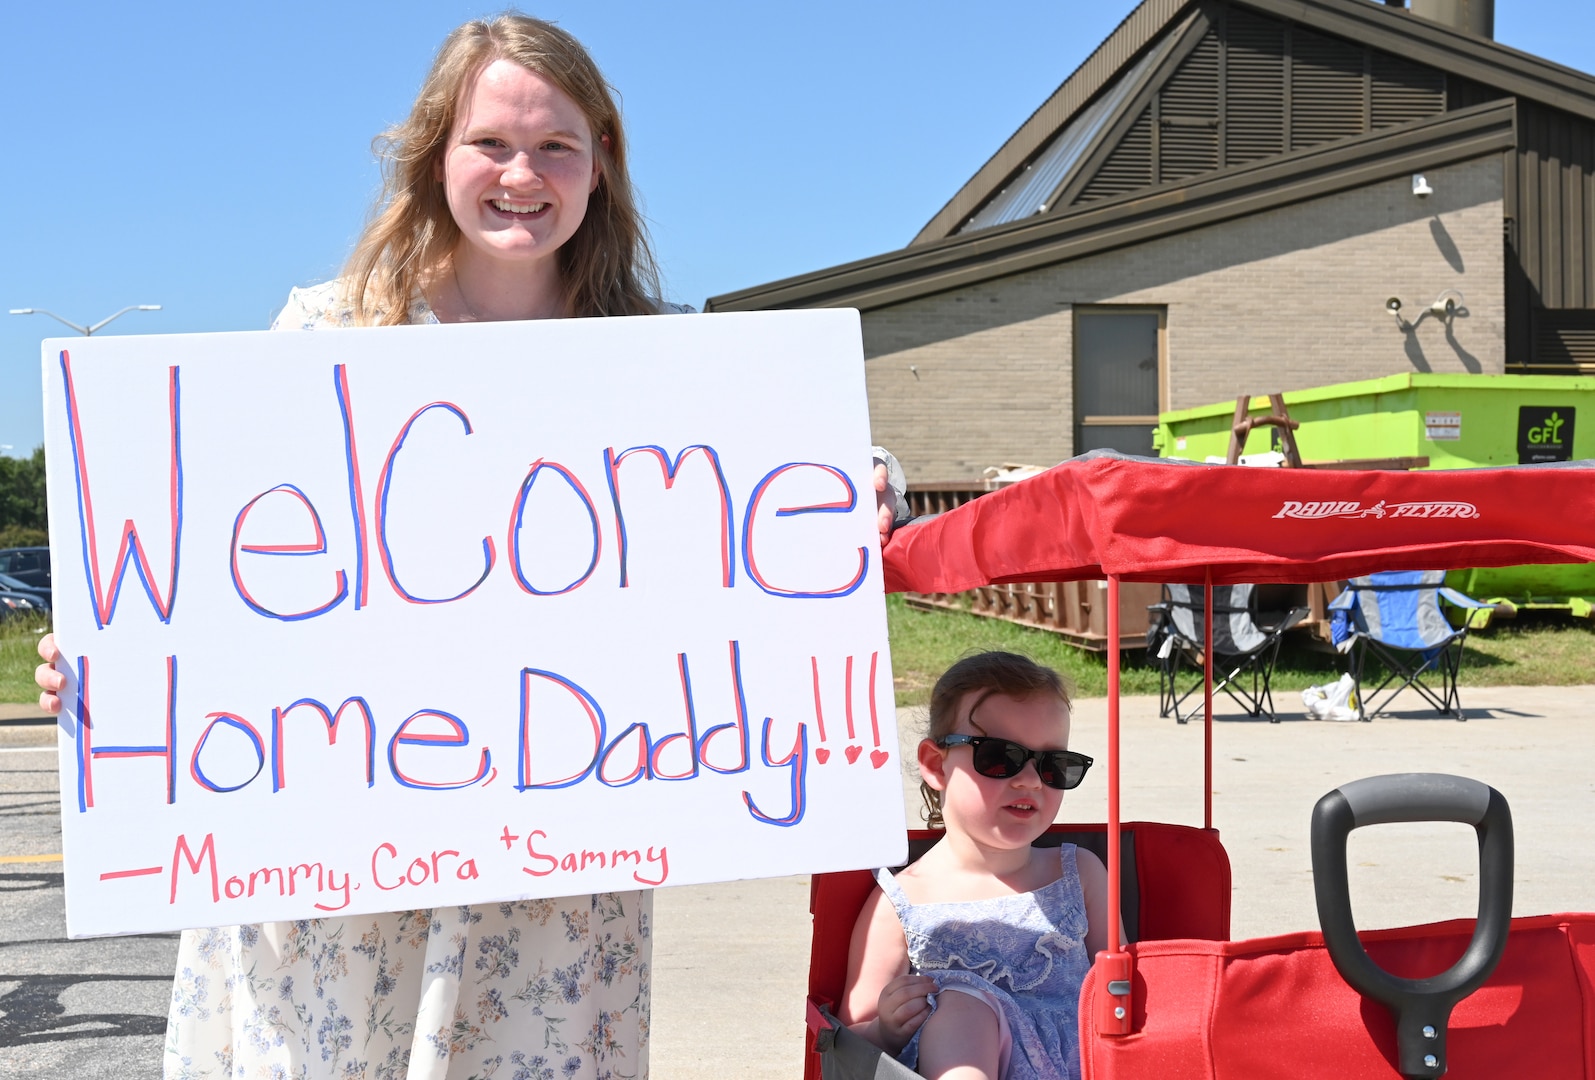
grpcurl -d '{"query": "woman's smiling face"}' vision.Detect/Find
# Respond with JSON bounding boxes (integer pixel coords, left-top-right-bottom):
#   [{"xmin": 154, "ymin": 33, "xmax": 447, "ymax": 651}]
[
  {"xmin": 924, "ymin": 691, "xmax": 1071, "ymax": 849},
  {"xmin": 438, "ymin": 58, "xmax": 603, "ymax": 274}
]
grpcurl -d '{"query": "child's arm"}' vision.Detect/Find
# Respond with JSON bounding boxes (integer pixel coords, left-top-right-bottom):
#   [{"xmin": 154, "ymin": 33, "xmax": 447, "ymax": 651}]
[
  {"xmin": 1075, "ymin": 847, "xmax": 1128, "ymax": 958},
  {"xmin": 838, "ymin": 885, "xmax": 938, "ymax": 1055}
]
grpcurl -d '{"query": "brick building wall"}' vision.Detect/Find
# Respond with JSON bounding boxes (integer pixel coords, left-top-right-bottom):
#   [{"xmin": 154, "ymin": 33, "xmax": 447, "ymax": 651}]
[{"xmin": 863, "ymin": 155, "xmax": 1505, "ymax": 484}]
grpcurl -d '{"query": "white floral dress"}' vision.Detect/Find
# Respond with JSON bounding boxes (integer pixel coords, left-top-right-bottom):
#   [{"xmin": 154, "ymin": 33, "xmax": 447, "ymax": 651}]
[{"xmin": 163, "ymin": 281, "xmax": 655, "ymax": 1080}]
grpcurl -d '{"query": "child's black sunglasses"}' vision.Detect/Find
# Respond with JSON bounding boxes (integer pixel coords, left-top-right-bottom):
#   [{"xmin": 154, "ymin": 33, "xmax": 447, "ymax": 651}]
[{"xmin": 935, "ymin": 734, "xmax": 1093, "ymax": 790}]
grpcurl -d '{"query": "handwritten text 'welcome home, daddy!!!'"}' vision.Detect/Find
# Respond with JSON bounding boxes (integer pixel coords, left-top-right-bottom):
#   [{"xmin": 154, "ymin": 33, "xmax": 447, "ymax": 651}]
[{"xmin": 43, "ymin": 311, "xmax": 907, "ymax": 937}]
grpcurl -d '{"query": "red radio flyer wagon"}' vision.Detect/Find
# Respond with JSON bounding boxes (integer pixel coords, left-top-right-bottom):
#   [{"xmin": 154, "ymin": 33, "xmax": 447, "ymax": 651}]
[{"xmin": 806, "ymin": 452, "xmax": 1595, "ymax": 1080}]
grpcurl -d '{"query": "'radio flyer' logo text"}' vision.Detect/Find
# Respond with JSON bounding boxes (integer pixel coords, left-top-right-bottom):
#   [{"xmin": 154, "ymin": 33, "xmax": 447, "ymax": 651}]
[{"xmin": 1273, "ymin": 500, "xmax": 1479, "ymax": 520}]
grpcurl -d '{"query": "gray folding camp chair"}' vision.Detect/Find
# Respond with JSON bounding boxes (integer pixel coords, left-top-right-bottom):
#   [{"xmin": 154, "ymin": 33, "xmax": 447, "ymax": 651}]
[{"xmin": 1150, "ymin": 583, "xmax": 1308, "ymax": 724}]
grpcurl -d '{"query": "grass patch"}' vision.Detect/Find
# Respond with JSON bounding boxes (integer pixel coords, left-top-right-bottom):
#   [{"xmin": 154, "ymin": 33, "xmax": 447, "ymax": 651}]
[
  {"xmin": 887, "ymin": 594, "xmax": 1165, "ymax": 703},
  {"xmin": 1448, "ymin": 614, "xmax": 1595, "ymax": 686},
  {"xmin": 5, "ymin": 599, "xmax": 1587, "ymax": 708},
  {"xmin": 886, "ymin": 594, "xmax": 1595, "ymax": 707},
  {"xmin": 0, "ymin": 613, "xmax": 51, "ymax": 706}
]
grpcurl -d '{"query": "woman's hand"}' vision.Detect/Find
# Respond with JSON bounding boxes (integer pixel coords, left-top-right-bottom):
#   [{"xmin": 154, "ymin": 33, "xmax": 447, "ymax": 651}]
[
  {"xmin": 871, "ymin": 448, "xmax": 910, "ymax": 548},
  {"xmin": 874, "ymin": 462, "xmax": 895, "ymax": 547},
  {"xmin": 34, "ymin": 633, "xmax": 65, "ymax": 716},
  {"xmin": 874, "ymin": 973, "xmax": 936, "ymax": 1054}
]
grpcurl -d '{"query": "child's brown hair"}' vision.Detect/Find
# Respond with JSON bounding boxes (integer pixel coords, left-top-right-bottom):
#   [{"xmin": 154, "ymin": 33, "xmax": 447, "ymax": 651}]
[{"xmin": 921, "ymin": 651, "xmax": 1073, "ymax": 828}]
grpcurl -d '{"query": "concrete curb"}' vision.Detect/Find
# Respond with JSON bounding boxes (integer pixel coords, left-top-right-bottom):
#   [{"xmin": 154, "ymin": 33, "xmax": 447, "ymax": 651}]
[{"xmin": 0, "ymin": 703, "xmax": 51, "ymax": 723}]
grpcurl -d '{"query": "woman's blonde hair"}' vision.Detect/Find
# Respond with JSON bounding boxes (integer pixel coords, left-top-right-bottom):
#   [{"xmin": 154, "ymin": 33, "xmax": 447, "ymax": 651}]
[
  {"xmin": 920, "ymin": 651, "xmax": 1073, "ymax": 828},
  {"xmin": 344, "ymin": 12, "xmax": 661, "ymax": 324}
]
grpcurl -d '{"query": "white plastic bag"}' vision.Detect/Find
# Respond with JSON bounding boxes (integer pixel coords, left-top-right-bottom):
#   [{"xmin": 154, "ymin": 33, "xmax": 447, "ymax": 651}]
[{"xmin": 1301, "ymin": 673, "xmax": 1360, "ymax": 721}]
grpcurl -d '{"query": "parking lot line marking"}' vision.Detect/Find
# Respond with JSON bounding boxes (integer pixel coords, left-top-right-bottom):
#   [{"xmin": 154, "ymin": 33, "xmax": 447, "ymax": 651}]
[
  {"xmin": 0, "ymin": 853, "xmax": 63, "ymax": 863},
  {"xmin": 0, "ymin": 746, "xmax": 57, "ymax": 754}
]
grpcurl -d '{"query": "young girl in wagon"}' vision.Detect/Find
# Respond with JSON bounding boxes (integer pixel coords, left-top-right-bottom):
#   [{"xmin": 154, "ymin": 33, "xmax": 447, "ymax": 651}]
[{"xmin": 840, "ymin": 651, "xmax": 1121, "ymax": 1080}]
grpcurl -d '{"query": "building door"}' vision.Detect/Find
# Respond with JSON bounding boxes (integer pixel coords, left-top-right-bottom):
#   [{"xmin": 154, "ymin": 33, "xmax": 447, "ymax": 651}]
[{"xmin": 1074, "ymin": 307, "xmax": 1164, "ymax": 456}]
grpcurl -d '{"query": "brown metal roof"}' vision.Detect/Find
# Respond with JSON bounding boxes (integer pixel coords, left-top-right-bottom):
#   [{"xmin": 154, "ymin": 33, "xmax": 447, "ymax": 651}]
[
  {"xmin": 704, "ymin": 99, "xmax": 1515, "ymax": 313},
  {"xmin": 1247, "ymin": 0, "xmax": 1595, "ymax": 119},
  {"xmin": 908, "ymin": 0, "xmax": 1595, "ymax": 247},
  {"xmin": 909, "ymin": 0, "xmax": 1196, "ymax": 246}
]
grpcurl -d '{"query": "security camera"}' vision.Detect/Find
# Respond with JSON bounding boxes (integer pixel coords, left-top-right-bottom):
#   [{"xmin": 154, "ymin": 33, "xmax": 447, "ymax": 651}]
[{"xmin": 1412, "ymin": 173, "xmax": 1434, "ymax": 198}]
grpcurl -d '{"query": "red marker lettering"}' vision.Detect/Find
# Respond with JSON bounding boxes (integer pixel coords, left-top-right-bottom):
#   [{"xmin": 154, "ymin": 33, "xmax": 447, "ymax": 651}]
[
  {"xmin": 634, "ymin": 845, "xmax": 669, "ymax": 886},
  {"xmin": 522, "ymin": 829, "xmax": 559, "ymax": 877},
  {"xmin": 372, "ymin": 842, "xmax": 403, "ymax": 890},
  {"xmin": 170, "ymin": 832, "xmax": 219, "ymax": 904},
  {"xmin": 314, "ymin": 869, "xmax": 352, "ymax": 911}
]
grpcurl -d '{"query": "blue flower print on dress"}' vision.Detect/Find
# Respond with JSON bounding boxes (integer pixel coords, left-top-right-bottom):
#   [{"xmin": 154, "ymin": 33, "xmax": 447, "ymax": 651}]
[{"xmin": 878, "ymin": 844, "xmax": 1091, "ymax": 1080}]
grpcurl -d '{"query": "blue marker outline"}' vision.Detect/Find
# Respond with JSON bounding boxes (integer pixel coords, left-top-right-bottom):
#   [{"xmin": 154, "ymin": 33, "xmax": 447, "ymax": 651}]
[
  {"xmin": 375, "ymin": 403, "xmax": 496, "ymax": 605},
  {"xmin": 741, "ymin": 463, "xmax": 868, "ymax": 599}
]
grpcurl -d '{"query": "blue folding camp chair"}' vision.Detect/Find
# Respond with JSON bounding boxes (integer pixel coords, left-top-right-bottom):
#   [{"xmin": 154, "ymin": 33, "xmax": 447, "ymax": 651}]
[
  {"xmin": 1327, "ymin": 570, "xmax": 1494, "ymax": 721},
  {"xmin": 1149, "ymin": 584, "xmax": 1308, "ymax": 724}
]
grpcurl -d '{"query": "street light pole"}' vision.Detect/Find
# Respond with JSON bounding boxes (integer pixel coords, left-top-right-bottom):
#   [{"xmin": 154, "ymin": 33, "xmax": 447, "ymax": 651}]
[{"xmin": 9, "ymin": 304, "xmax": 162, "ymax": 335}]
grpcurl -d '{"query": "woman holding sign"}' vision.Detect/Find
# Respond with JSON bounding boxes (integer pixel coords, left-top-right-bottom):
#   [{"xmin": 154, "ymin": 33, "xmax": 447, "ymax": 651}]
[{"xmin": 37, "ymin": 12, "xmax": 903, "ymax": 1079}]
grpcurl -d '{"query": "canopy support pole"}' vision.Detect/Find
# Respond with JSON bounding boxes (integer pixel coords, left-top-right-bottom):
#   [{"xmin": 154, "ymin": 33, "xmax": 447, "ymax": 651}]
[
  {"xmin": 1204, "ymin": 565, "xmax": 1214, "ymax": 831},
  {"xmin": 1095, "ymin": 574, "xmax": 1133, "ymax": 1036},
  {"xmin": 1108, "ymin": 574, "xmax": 1121, "ymax": 954}
]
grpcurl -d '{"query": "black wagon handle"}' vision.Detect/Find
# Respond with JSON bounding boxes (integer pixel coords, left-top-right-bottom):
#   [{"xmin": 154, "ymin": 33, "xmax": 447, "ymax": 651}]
[{"xmin": 1311, "ymin": 774, "xmax": 1514, "ymax": 1079}]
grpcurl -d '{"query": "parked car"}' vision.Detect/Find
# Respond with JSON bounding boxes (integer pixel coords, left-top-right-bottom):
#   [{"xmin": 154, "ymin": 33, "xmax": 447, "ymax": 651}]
[
  {"xmin": 0, "ymin": 546, "xmax": 49, "ymax": 590},
  {"xmin": 0, "ymin": 571, "xmax": 49, "ymax": 614},
  {"xmin": 0, "ymin": 591, "xmax": 44, "ymax": 619}
]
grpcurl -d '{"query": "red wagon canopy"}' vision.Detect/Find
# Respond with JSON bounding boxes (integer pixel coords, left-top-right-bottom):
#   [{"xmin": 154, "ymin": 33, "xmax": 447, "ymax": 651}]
[{"xmin": 882, "ymin": 452, "xmax": 1595, "ymax": 592}]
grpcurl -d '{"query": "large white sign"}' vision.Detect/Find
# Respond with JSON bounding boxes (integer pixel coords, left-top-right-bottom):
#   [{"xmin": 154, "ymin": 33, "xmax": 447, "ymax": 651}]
[{"xmin": 42, "ymin": 310, "xmax": 906, "ymax": 937}]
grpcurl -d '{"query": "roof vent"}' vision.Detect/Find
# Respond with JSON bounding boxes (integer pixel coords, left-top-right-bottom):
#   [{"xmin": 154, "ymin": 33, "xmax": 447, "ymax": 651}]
[{"xmin": 1405, "ymin": 0, "xmax": 1495, "ymax": 39}]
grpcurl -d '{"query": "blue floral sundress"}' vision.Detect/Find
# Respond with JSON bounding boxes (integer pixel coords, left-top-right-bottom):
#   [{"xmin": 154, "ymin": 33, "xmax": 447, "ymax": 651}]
[{"xmin": 877, "ymin": 844, "xmax": 1090, "ymax": 1080}]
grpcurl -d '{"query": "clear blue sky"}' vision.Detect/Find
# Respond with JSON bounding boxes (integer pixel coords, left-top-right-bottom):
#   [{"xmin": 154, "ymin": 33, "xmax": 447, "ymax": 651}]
[{"xmin": 3, "ymin": 0, "xmax": 1591, "ymax": 457}]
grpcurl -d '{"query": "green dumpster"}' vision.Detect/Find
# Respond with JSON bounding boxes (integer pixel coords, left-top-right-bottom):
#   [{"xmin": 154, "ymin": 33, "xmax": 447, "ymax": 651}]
[{"xmin": 1154, "ymin": 373, "xmax": 1595, "ymax": 617}]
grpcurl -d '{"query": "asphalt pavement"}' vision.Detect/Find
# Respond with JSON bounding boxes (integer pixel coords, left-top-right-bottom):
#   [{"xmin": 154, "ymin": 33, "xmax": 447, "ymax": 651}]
[
  {"xmin": 0, "ymin": 715, "xmax": 178, "ymax": 1078},
  {"xmin": 4, "ymin": 687, "xmax": 1593, "ymax": 1078}
]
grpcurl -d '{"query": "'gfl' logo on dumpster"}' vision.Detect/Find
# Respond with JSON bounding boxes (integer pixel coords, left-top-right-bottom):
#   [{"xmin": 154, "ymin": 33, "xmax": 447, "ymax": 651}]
[{"xmin": 1517, "ymin": 406, "xmax": 1576, "ymax": 464}]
